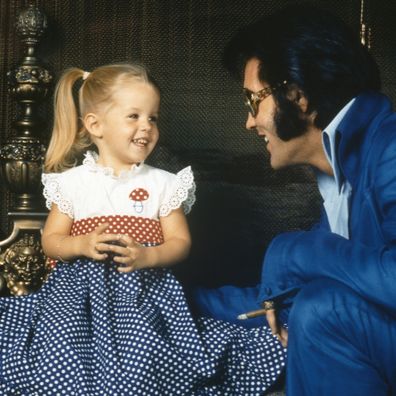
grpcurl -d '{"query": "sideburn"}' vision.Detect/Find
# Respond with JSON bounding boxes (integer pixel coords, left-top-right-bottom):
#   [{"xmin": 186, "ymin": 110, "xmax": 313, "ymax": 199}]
[{"xmin": 274, "ymin": 95, "xmax": 310, "ymax": 141}]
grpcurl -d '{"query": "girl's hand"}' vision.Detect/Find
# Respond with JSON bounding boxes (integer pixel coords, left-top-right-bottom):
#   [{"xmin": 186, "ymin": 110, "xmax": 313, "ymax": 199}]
[
  {"xmin": 106, "ymin": 234, "xmax": 148, "ymax": 272},
  {"xmin": 80, "ymin": 223, "xmax": 125, "ymax": 261}
]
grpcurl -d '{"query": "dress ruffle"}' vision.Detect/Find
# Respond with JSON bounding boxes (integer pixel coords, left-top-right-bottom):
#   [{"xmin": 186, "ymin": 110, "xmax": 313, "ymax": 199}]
[{"xmin": 159, "ymin": 166, "xmax": 196, "ymax": 216}]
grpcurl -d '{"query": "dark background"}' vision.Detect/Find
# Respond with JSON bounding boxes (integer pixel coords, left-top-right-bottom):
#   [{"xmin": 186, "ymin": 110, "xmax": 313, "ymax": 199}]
[{"xmin": 1, "ymin": 0, "xmax": 395, "ymax": 288}]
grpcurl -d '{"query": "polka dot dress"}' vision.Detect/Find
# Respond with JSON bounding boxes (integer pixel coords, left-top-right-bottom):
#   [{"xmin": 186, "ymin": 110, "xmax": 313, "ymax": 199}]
[
  {"xmin": 0, "ymin": 155, "xmax": 286, "ymax": 394},
  {"xmin": 0, "ymin": 261, "xmax": 286, "ymax": 395}
]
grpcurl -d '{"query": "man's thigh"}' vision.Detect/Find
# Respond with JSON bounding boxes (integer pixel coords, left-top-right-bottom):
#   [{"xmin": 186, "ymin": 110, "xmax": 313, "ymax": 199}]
[{"xmin": 287, "ymin": 278, "xmax": 396, "ymax": 396}]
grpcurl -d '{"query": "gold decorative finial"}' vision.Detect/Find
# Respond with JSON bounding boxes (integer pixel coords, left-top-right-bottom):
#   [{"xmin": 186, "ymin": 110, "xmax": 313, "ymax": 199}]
[{"xmin": 360, "ymin": 0, "xmax": 371, "ymax": 49}]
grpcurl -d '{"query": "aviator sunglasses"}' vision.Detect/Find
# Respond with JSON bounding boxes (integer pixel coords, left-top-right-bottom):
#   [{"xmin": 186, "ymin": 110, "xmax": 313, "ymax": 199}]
[{"xmin": 243, "ymin": 80, "xmax": 287, "ymax": 117}]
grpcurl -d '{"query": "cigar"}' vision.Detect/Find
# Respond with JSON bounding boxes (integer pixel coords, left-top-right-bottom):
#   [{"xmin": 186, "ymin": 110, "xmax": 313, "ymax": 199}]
[{"xmin": 237, "ymin": 308, "xmax": 268, "ymax": 320}]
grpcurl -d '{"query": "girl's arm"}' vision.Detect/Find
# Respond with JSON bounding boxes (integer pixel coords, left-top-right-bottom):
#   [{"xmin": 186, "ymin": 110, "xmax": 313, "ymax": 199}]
[
  {"xmin": 112, "ymin": 207, "xmax": 191, "ymax": 272},
  {"xmin": 41, "ymin": 204, "xmax": 119, "ymax": 262}
]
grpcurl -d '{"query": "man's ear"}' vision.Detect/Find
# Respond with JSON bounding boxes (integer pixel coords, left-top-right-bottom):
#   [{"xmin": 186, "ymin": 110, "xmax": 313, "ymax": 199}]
[
  {"xmin": 287, "ymin": 86, "xmax": 309, "ymax": 113},
  {"xmin": 83, "ymin": 113, "xmax": 102, "ymax": 138},
  {"xmin": 296, "ymin": 92, "xmax": 309, "ymax": 113}
]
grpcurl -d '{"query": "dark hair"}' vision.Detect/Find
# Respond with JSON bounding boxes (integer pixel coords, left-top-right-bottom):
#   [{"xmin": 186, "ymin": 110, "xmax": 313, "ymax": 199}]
[{"xmin": 223, "ymin": 5, "xmax": 381, "ymax": 140}]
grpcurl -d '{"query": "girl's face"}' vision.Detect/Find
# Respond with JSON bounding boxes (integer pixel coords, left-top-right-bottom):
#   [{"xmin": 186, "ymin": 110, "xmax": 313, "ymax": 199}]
[{"xmin": 89, "ymin": 81, "xmax": 160, "ymax": 174}]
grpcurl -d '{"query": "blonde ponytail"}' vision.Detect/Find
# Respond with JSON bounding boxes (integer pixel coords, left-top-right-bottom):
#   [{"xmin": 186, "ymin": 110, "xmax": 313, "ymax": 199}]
[{"xmin": 44, "ymin": 68, "xmax": 91, "ymax": 173}]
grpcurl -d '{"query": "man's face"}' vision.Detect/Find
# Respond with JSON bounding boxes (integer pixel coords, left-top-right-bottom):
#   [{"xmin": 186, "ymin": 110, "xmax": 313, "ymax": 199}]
[{"xmin": 243, "ymin": 58, "xmax": 316, "ymax": 170}]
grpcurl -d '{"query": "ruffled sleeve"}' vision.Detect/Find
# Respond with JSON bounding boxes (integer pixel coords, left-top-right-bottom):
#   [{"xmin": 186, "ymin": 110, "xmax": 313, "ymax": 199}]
[
  {"xmin": 41, "ymin": 173, "xmax": 74, "ymax": 219},
  {"xmin": 159, "ymin": 166, "xmax": 196, "ymax": 217}
]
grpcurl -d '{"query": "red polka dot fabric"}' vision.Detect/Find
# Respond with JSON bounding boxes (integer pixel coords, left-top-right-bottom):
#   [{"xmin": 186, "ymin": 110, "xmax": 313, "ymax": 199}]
[
  {"xmin": 47, "ymin": 215, "xmax": 164, "ymax": 267},
  {"xmin": 129, "ymin": 188, "xmax": 149, "ymax": 201},
  {"xmin": 70, "ymin": 215, "xmax": 164, "ymax": 244}
]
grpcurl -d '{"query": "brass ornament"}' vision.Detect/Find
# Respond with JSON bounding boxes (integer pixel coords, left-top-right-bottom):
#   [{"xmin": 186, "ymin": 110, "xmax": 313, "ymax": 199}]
[
  {"xmin": 0, "ymin": 138, "xmax": 46, "ymax": 211},
  {"xmin": 0, "ymin": 233, "xmax": 49, "ymax": 296},
  {"xmin": 0, "ymin": 4, "xmax": 52, "ymax": 295},
  {"xmin": 16, "ymin": 3, "xmax": 48, "ymax": 45}
]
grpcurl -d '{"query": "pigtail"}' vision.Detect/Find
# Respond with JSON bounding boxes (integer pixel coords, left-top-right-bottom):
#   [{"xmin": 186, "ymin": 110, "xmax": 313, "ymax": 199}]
[{"xmin": 44, "ymin": 68, "xmax": 91, "ymax": 173}]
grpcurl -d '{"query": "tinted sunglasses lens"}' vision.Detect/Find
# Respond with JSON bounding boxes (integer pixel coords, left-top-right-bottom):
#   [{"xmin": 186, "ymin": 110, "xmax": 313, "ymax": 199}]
[
  {"xmin": 243, "ymin": 91, "xmax": 257, "ymax": 117},
  {"xmin": 247, "ymin": 101, "xmax": 256, "ymax": 117}
]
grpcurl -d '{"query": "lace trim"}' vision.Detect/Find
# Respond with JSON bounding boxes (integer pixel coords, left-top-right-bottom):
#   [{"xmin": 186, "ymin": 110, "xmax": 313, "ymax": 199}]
[
  {"xmin": 159, "ymin": 166, "xmax": 196, "ymax": 217},
  {"xmin": 42, "ymin": 173, "xmax": 74, "ymax": 218},
  {"xmin": 82, "ymin": 150, "xmax": 141, "ymax": 179}
]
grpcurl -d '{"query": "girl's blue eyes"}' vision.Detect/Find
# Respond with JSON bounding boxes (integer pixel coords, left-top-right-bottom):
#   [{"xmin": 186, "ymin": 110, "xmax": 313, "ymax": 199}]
[{"xmin": 128, "ymin": 114, "xmax": 158, "ymax": 123}]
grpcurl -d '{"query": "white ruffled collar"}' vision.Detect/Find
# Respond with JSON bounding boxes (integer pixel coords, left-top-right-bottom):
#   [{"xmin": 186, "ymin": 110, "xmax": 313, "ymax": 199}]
[{"xmin": 82, "ymin": 151, "xmax": 144, "ymax": 179}]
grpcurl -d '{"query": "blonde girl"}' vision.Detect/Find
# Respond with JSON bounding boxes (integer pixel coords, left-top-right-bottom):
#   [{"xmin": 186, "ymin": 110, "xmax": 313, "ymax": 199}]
[
  {"xmin": 42, "ymin": 64, "xmax": 192, "ymax": 271},
  {"xmin": 0, "ymin": 63, "xmax": 286, "ymax": 396}
]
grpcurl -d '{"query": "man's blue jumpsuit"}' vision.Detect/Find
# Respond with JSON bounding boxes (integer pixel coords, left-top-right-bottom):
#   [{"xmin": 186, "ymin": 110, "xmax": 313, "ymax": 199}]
[{"xmin": 195, "ymin": 92, "xmax": 396, "ymax": 395}]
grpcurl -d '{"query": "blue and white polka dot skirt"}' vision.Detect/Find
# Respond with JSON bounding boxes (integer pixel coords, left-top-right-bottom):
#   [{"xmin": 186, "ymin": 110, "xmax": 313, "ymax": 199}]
[{"xmin": 0, "ymin": 260, "xmax": 286, "ymax": 395}]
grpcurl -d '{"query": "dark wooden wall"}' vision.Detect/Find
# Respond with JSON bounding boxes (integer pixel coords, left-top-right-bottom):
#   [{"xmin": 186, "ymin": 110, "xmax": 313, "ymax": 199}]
[{"xmin": 1, "ymin": 0, "xmax": 395, "ymax": 287}]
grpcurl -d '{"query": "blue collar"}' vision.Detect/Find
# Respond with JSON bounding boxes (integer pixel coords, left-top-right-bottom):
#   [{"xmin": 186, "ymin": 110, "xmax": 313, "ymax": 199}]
[{"xmin": 336, "ymin": 92, "xmax": 393, "ymax": 187}]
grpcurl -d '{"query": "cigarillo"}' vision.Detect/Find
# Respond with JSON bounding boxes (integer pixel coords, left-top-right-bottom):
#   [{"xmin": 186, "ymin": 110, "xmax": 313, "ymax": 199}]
[{"xmin": 237, "ymin": 308, "xmax": 268, "ymax": 320}]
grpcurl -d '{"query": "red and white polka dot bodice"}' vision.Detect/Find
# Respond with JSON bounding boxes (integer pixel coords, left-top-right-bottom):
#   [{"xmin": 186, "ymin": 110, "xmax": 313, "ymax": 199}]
[
  {"xmin": 42, "ymin": 151, "xmax": 196, "ymax": 245},
  {"xmin": 70, "ymin": 215, "xmax": 164, "ymax": 245}
]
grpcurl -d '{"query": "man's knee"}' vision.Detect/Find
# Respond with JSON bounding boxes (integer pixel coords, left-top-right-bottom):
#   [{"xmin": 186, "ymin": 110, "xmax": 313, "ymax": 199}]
[{"xmin": 288, "ymin": 278, "xmax": 358, "ymax": 339}]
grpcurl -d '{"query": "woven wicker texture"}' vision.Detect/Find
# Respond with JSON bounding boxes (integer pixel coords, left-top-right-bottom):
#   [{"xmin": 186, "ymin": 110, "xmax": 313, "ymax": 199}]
[{"xmin": 1, "ymin": 0, "xmax": 395, "ymax": 286}]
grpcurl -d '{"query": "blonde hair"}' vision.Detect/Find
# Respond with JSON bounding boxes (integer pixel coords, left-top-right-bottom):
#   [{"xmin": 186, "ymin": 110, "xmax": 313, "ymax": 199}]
[{"xmin": 44, "ymin": 63, "xmax": 158, "ymax": 173}]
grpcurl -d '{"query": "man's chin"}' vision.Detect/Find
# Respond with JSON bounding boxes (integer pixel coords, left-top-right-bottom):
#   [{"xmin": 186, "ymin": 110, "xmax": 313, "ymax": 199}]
[
  {"xmin": 269, "ymin": 159, "xmax": 290, "ymax": 171},
  {"xmin": 269, "ymin": 158, "xmax": 280, "ymax": 170}
]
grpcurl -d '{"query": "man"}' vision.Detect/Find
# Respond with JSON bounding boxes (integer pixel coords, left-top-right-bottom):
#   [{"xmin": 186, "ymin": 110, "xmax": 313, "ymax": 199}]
[{"xmin": 220, "ymin": 5, "xmax": 396, "ymax": 395}]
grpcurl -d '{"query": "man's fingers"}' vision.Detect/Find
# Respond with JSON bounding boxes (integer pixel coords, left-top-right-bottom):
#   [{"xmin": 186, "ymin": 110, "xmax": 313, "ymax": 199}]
[
  {"xmin": 266, "ymin": 309, "xmax": 288, "ymax": 347},
  {"xmin": 265, "ymin": 309, "xmax": 279, "ymax": 335},
  {"xmin": 279, "ymin": 327, "xmax": 288, "ymax": 347}
]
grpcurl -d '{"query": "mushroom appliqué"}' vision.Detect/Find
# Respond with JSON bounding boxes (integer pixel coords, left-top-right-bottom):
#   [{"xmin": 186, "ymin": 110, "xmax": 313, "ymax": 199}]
[{"xmin": 129, "ymin": 188, "xmax": 149, "ymax": 213}]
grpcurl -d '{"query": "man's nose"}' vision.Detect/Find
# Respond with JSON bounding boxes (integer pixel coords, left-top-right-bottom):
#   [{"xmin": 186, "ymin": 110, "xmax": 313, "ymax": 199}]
[{"xmin": 245, "ymin": 112, "xmax": 256, "ymax": 131}]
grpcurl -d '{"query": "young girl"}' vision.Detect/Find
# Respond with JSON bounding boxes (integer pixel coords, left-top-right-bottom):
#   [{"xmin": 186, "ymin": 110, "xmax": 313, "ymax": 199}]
[{"xmin": 0, "ymin": 63, "xmax": 286, "ymax": 395}]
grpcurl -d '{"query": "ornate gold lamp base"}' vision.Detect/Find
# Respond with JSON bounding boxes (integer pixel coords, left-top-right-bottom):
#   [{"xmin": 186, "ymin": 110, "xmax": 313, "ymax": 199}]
[{"xmin": 0, "ymin": 4, "xmax": 53, "ymax": 296}]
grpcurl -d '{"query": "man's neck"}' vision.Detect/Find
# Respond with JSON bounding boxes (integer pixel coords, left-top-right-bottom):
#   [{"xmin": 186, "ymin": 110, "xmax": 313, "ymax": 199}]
[{"xmin": 304, "ymin": 124, "xmax": 334, "ymax": 176}]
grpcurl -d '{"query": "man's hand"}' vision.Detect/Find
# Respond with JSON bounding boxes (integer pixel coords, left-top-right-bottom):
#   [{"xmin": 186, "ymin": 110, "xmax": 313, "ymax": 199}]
[{"xmin": 266, "ymin": 308, "xmax": 288, "ymax": 347}]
